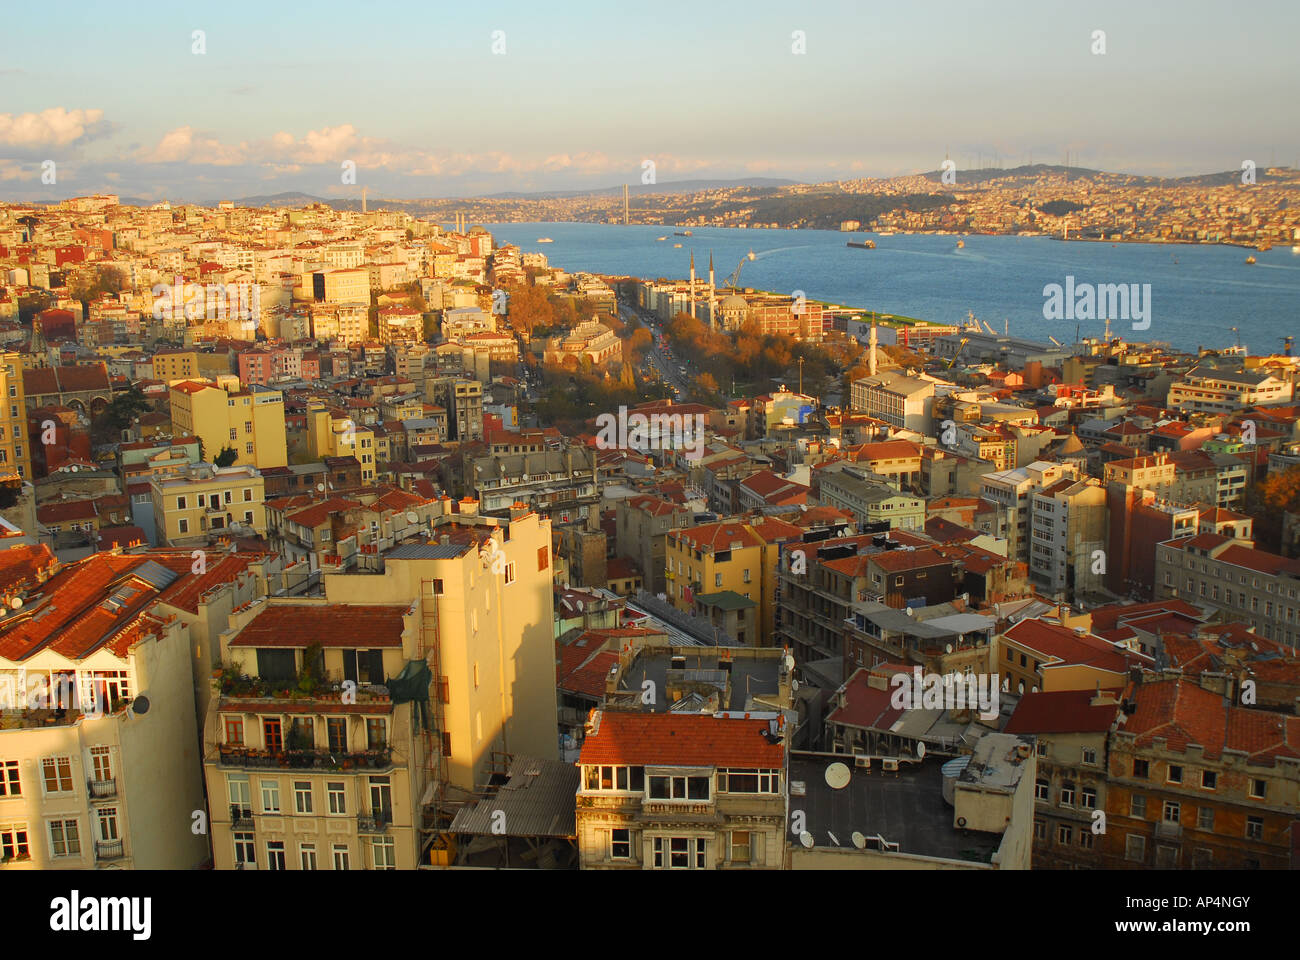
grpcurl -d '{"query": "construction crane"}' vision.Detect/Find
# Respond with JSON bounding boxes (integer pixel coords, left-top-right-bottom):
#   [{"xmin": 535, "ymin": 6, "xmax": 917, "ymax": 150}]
[
  {"xmin": 1047, "ymin": 335, "xmax": 1064, "ymax": 348},
  {"xmin": 723, "ymin": 250, "xmax": 756, "ymax": 290},
  {"xmin": 945, "ymin": 337, "xmax": 969, "ymax": 369},
  {"xmin": 982, "ymin": 319, "xmax": 997, "ymax": 337}
]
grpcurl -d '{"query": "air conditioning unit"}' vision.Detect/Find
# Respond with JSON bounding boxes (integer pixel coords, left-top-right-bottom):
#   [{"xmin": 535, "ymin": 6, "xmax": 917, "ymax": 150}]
[
  {"xmin": 882, "ymin": 758, "xmax": 899, "ymax": 772},
  {"xmin": 854, "ymin": 755, "xmax": 872, "ymax": 770}
]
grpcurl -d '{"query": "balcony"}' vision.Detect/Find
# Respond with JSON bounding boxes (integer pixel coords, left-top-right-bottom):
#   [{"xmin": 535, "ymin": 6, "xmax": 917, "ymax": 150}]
[
  {"xmin": 95, "ymin": 839, "xmax": 125, "ymax": 863},
  {"xmin": 230, "ymin": 804, "xmax": 255, "ymax": 829},
  {"xmin": 88, "ymin": 778, "xmax": 117, "ymax": 800},
  {"xmin": 216, "ymin": 744, "xmax": 394, "ymax": 772},
  {"xmin": 357, "ymin": 808, "xmax": 394, "ymax": 834}
]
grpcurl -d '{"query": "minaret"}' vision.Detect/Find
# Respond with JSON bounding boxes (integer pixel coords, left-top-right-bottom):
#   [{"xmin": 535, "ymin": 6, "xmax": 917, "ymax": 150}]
[
  {"xmin": 708, "ymin": 252, "xmax": 716, "ymax": 328},
  {"xmin": 868, "ymin": 321, "xmax": 878, "ymax": 377},
  {"xmin": 362, "ymin": 187, "xmax": 367, "ymax": 214},
  {"xmin": 689, "ymin": 252, "xmax": 696, "ymax": 319}
]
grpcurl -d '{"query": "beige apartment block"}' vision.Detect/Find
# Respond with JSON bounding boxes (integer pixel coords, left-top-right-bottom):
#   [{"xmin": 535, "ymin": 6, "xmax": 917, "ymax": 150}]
[{"xmin": 151, "ymin": 463, "xmax": 266, "ymax": 546}]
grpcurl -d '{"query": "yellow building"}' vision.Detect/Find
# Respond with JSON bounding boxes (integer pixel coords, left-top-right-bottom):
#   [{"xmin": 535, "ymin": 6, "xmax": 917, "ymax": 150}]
[
  {"xmin": 151, "ymin": 463, "xmax": 266, "ymax": 546},
  {"xmin": 169, "ymin": 379, "xmax": 287, "ymax": 470},
  {"xmin": 0, "ymin": 353, "xmax": 31, "ymax": 481},
  {"xmin": 150, "ymin": 350, "xmax": 201, "ymax": 382},
  {"xmin": 313, "ymin": 268, "xmax": 370, "ymax": 305},
  {"xmin": 307, "ymin": 402, "xmax": 376, "ymax": 485},
  {"xmin": 203, "ymin": 599, "xmax": 425, "ymax": 870}
]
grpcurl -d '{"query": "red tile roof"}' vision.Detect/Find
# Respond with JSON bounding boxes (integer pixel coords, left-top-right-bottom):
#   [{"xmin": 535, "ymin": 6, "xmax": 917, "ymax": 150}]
[
  {"xmin": 825, "ymin": 667, "xmax": 906, "ymax": 729},
  {"xmin": 229, "ymin": 603, "xmax": 409, "ymax": 648},
  {"xmin": 579, "ymin": 710, "xmax": 784, "ymax": 767},
  {"xmin": 0, "ymin": 543, "xmax": 57, "ymax": 595},
  {"xmin": 1124, "ymin": 679, "xmax": 1300, "ymax": 765},
  {"xmin": 1003, "ymin": 617, "xmax": 1148, "ymax": 674},
  {"xmin": 1004, "ymin": 690, "xmax": 1120, "ymax": 735}
]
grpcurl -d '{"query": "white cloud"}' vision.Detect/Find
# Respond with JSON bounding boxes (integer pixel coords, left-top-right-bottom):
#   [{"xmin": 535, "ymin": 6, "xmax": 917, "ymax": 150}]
[{"xmin": 0, "ymin": 108, "xmax": 107, "ymax": 148}]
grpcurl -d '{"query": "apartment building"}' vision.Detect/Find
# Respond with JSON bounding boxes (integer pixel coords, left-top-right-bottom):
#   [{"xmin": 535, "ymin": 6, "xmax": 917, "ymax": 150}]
[
  {"xmin": 1167, "ymin": 365, "xmax": 1293, "ymax": 415},
  {"xmin": 575, "ymin": 710, "xmax": 786, "ymax": 870},
  {"xmin": 203, "ymin": 600, "xmax": 425, "ymax": 870},
  {"xmin": 466, "ymin": 447, "xmax": 598, "ymax": 523},
  {"xmin": 151, "ymin": 349, "xmax": 201, "ymax": 382},
  {"xmin": 614, "ymin": 494, "xmax": 692, "ymax": 596},
  {"xmin": 150, "ymin": 463, "xmax": 266, "ymax": 546},
  {"xmin": 312, "ymin": 268, "xmax": 370, "ymax": 306},
  {"xmin": 307, "ymin": 403, "xmax": 376, "ymax": 485},
  {"xmin": 1155, "ymin": 533, "xmax": 1300, "ymax": 647},
  {"xmin": 849, "ymin": 371, "xmax": 935, "ymax": 432},
  {"xmin": 998, "ymin": 615, "xmax": 1149, "ymax": 696},
  {"xmin": 377, "ymin": 306, "xmax": 423, "ymax": 346},
  {"xmin": 818, "ymin": 467, "xmax": 924, "ymax": 532},
  {"xmin": 980, "ymin": 461, "xmax": 1079, "ymax": 563},
  {"xmin": 1103, "ymin": 679, "xmax": 1300, "ymax": 869},
  {"xmin": 0, "ymin": 354, "xmax": 30, "ymax": 481},
  {"xmin": 1028, "ymin": 476, "xmax": 1107, "ymax": 601},
  {"xmin": 169, "ymin": 379, "xmax": 288, "ymax": 470},
  {"xmin": 424, "ymin": 376, "xmax": 483, "ymax": 442},
  {"xmin": 1004, "ymin": 689, "xmax": 1121, "ymax": 868},
  {"xmin": 0, "ymin": 551, "xmax": 234, "ymax": 870}
]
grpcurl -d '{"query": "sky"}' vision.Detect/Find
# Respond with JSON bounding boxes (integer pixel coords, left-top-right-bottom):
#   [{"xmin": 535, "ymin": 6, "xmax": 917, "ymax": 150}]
[{"xmin": 1, "ymin": 0, "xmax": 1297, "ymax": 202}]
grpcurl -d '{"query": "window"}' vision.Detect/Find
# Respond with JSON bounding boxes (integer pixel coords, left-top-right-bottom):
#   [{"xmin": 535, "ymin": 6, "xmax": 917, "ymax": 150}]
[
  {"xmin": 261, "ymin": 779, "xmax": 281, "ymax": 814},
  {"xmin": 294, "ymin": 781, "xmax": 313, "ymax": 815},
  {"xmin": 229, "ymin": 832, "xmax": 254, "ymax": 867},
  {"xmin": 1130, "ymin": 795, "xmax": 1146, "ymax": 819},
  {"xmin": 1057, "ymin": 825, "xmax": 1073, "ymax": 845},
  {"xmin": 717, "ymin": 769, "xmax": 778, "ymax": 794},
  {"xmin": 730, "ymin": 830, "xmax": 751, "ymax": 863},
  {"xmin": 366, "ymin": 718, "xmax": 387, "ymax": 751},
  {"xmin": 1059, "ymin": 783, "xmax": 1075, "ymax": 807},
  {"xmin": 647, "ymin": 774, "xmax": 711, "ymax": 801},
  {"xmin": 1082, "ymin": 747, "xmax": 1097, "ymax": 765},
  {"xmin": 327, "ymin": 782, "xmax": 346, "ymax": 815},
  {"xmin": 1163, "ymin": 800, "xmax": 1180, "ymax": 823},
  {"xmin": 1197, "ymin": 807, "xmax": 1214, "ymax": 831},
  {"xmin": 178, "ymin": 518, "xmax": 189, "ymax": 534},
  {"xmin": 503, "ymin": 562, "xmax": 516, "ymax": 585},
  {"xmin": 1201, "ymin": 770, "xmax": 1216, "ymax": 790},
  {"xmin": 0, "ymin": 760, "xmax": 18, "ymax": 797},
  {"xmin": 332, "ymin": 844, "xmax": 350, "ymax": 870},
  {"xmin": 1079, "ymin": 831, "xmax": 1094, "ymax": 850},
  {"xmin": 243, "ymin": 488, "xmax": 253, "ymax": 501},
  {"xmin": 1081, "ymin": 787, "xmax": 1097, "ymax": 810},
  {"xmin": 368, "ymin": 776, "xmax": 392, "ymax": 817},
  {"xmin": 652, "ymin": 836, "xmax": 706, "ymax": 869},
  {"xmin": 266, "ymin": 840, "xmax": 286, "ymax": 871},
  {"xmin": 1246, "ymin": 817, "xmax": 1263, "ymax": 840},
  {"xmin": 1167, "ymin": 764, "xmax": 1183, "ymax": 784},
  {"xmin": 42, "ymin": 757, "xmax": 74, "ymax": 794},
  {"xmin": 1125, "ymin": 834, "xmax": 1146, "ymax": 862},
  {"xmin": 263, "ymin": 718, "xmax": 283, "ymax": 753},
  {"xmin": 610, "ymin": 828, "xmax": 631, "ymax": 860},
  {"xmin": 1155, "ymin": 844, "xmax": 1179, "ymax": 868},
  {"xmin": 224, "ymin": 716, "xmax": 244, "ymax": 745},
  {"xmin": 96, "ymin": 807, "xmax": 119, "ymax": 842},
  {"xmin": 372, "ymin": 836, "xmax": 396, "ymax": 870},
  {"xmin": 227, "ymin": 774, "xmax": 251, "ymax": 812},
  {"xmin": 1033, "ymin": 819, "xmax": 1046, "ymax": 841},
  {"xmin": 538, "ymin": 546, "xmax": 549, "ymax": 571},
  {"xmin": 1192, "ymin": 848, "xmax": 1212, "ymax": 869},
  {"xmin": 300, "ymin": 843, "xmax": 318, "ymax": 870},
  {"xmin": 0, "ymin": 824, "xmax": 29, "ymax": 861},
  {"xmin": 48, "ymin": 819, "xmax": 81, "ymax": 858},
  {"xmin": 177, "ymin": 496, "xmax": 187, "ymax": 510},
  {"xmin": 1035, "ymin": 779, "xmax": 1049, "ymax": 802},
  {"xmin": 327, "ymin": 718, "xmax": 347, "ymax": 754},
  {"xmin": 1249, "ymin": 779, "xmax": 1266, "ymax": 799},
  {"xmin": 1036, "ymin": 740, "xmax": 1048, "ymax": 757},
  {"xmin": 1133, "ymin": 759, "xmax": 1149, "ymax": 779}
]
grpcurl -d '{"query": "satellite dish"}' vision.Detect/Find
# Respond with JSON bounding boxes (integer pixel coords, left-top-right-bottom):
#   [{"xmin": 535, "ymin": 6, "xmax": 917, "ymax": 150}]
[
  {"xmin": 825, "ymin": 762, "xmax": 851, "ymax": 790},
  {"xmin": 783, "ymin": 654, "xmax": 795, "ymax": 672},
  {"xmin": 945, "ymin": 643, "xmax": 953, "ymax": 654},
  {"xmin": 905, "ymin": 607, "xmax": 913, "ymax": 617},
  {"xmin": 851, "ymin": 831, "xmax": 867, "ymax": 849},
  {"xmin": 791, "ymin": 679, "xmax": 799, "ymax": 692},
  {"xmin": 317, "ymin": 483, "xmax": 325, "ymax": 492},
  {"xmin": 405, "ymin": 512, "xmax": 419, "ymax": 524},
  {"xmin": 9, "ymin": 597, "xmax": 21, "ymax": 610},
  {"xmin": 916, "ymin": 741, "xmax": 926, "ymax": 759},
  {"xmin": 798, "ymin": 831, "xmax": 814, "ymax": 849},
  {"xmin": 130, "ymin": 695, "xmax": 150, "ymax": 715}
]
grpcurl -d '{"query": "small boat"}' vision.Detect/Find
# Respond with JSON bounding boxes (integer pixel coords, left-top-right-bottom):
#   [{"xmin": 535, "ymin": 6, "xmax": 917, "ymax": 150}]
[
  {"xmin": 674, "ymin": 230, "xmax": 693, "ymax": 237},
  {"xmin": 1258, "ymin": 243, "xmax": 1272, "ymax": 251},
  {"xmin": 1245, "ymin": 256, "xmax": 1256, "ymax": 264},
  {"xmin": 846, "ymin": 238, "xmax": 876, "ymax": 249},
  {"xmin": 656, "ymin": 236, "xmax": 667, "ymax": 241},
  {"xmin": 1292, "ymin": 246, "xmax": 1300, "ymax": 254},
  {"xmin": 536, "ymin": 237, "xmax": 553, "ymax": 243},
  {"xmin": 672, "ymin": 243, "xmax": 682, "ymax": 248},
  {"xmin": 956, "ymin": 239, "xmax": 965, "ymax": 249}
]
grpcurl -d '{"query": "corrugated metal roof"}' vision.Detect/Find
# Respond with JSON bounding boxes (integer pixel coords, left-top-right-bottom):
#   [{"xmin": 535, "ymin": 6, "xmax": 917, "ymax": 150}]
[
  {"xmin": 387, "ymin": 543, "xmax": 468, "ymax": 560},
  {"xmin": 449, "ymin": 757, "xmax": 579, "ymax": 838}
]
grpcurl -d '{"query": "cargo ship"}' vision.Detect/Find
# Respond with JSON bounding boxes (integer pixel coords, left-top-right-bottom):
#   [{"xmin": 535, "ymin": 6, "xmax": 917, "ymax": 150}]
[
  {"xmin": 846, "ymin": 237, "xmax": 876, "ymax": 249},
  {"xmin": 674, "ymin": 230, "xmax": 693, "ymax": 237}
]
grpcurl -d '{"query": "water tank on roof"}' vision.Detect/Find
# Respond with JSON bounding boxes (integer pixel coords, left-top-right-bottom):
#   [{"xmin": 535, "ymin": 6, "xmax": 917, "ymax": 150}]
[{"xmin": 941, "ymin": 755, "xmax": 971, "ymax": 806}]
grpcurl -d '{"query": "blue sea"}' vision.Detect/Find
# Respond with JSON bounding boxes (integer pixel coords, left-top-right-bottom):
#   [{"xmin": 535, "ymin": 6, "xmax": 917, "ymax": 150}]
[{"xmin": 484, "ymin": 223, "xmax": 1300, "ymax": 353}]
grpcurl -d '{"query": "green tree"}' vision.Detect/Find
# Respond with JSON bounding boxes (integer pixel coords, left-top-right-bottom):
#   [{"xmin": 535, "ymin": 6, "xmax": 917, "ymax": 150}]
[{"xmin": 214, "ymin": 446, "xmax": 239, "ymax": 468}]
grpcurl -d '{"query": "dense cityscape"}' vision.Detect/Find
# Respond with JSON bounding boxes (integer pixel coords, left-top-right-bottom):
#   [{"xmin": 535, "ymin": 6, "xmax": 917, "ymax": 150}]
[{"xmin": 0, "ymin": 190, "xmax": 1296, "ymax": 885}]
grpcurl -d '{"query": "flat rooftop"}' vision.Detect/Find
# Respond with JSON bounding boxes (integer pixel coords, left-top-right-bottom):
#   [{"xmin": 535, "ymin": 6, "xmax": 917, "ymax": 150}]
[
  {"xmin": 787, "ymin": 755, "xmax": 1000, "ymax": 865},
  {"xmin": 615, "ymin": 648, "xmax": 783, "ymax": 713}
]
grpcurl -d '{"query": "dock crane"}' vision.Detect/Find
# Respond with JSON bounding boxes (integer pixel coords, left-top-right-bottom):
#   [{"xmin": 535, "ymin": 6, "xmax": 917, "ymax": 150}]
[
  {"xmin": 945, "ymin": 337, "xmax": 970, "ymax": 369},
  {"xmin": 722, "ymin": 249, "xmax": 757, "ymax": 290},
  {"xmin": 1047, "ymin": 335, "xmax": 1064, "ymax": 348}
]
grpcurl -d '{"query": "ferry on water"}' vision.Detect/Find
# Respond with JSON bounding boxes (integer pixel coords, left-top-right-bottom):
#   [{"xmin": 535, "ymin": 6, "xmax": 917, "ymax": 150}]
[
  {"xmin": 846, "ymin": 237, "xmax": 876, "ymax": 249},
  {"xmin": 536, "ymin": 237, "xmax": 553, "ymax": 243}
]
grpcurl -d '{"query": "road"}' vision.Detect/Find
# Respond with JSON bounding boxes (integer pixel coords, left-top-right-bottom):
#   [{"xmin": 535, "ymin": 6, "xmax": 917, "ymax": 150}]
[{"xmin": 617, "ymin": 300, "xmax": 693, "ymax": 397}]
